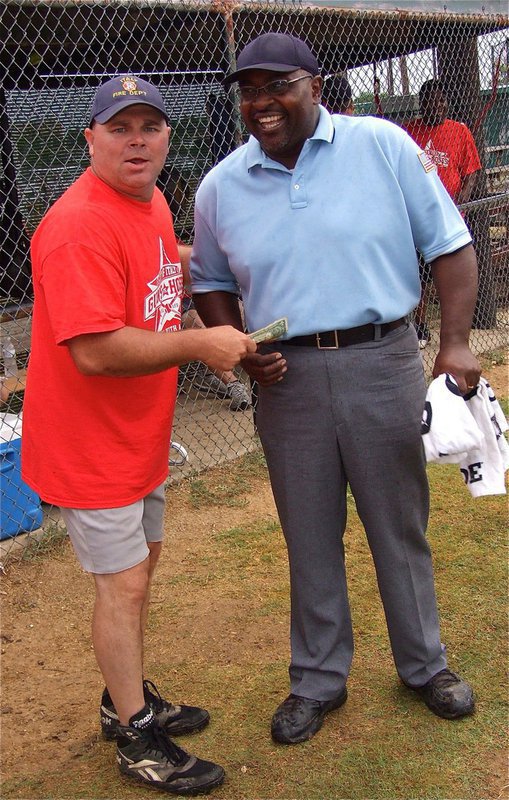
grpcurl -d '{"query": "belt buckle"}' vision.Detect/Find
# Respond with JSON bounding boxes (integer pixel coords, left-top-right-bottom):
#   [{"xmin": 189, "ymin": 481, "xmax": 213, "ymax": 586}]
[{"xmin": 316, "ymin": 330, "xmax": 339, "ymax": 350}]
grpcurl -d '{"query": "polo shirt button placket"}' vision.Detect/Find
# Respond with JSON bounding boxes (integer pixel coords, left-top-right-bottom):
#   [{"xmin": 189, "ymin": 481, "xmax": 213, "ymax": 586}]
[{"xmin": 290, "ymin": 176, "xmax": 307, "ymax": 208}]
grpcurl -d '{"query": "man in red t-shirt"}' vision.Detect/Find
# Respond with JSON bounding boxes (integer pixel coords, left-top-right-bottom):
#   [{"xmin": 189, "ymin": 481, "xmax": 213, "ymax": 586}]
[
  {"xmin": 404, "ymin": 79, "xmax": 481, "ymax": 347},
  {"xmin": 22, "ymin": 75, "xmax": 255, "ymax": 795},
  {"xmin": 404, "ymin": 79, "xmax": 481, "ymax": 204}
]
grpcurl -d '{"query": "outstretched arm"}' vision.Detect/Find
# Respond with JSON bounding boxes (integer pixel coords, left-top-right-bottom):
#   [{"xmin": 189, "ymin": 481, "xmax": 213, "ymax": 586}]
[{"xmin": 68, "ymin": 323, "xmax": 256, "ymax": 377}]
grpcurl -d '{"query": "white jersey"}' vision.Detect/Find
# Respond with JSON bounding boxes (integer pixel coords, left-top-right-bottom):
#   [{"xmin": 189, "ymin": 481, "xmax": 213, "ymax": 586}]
[{"xmin": 422, "ymin": 373, "xmax": 509, "ymax": 497}]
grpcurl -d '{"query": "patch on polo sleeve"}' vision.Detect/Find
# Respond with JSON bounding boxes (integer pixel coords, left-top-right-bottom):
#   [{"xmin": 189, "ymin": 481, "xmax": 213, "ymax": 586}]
[{"xmin": 418, "ymin": 150, "xmax": 436, "ymax": 173}]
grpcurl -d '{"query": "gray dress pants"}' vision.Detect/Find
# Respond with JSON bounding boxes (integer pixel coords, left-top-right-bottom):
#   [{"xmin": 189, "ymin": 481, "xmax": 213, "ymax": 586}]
[{"xmin": 256, "ymin": 323, "xmax": 447, "ymax": 701}]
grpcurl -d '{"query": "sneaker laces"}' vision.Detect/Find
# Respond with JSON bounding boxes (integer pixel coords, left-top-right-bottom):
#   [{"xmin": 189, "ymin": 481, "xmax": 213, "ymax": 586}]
[
  {"xmin": 143, "ymin": 679, "xmax": 176, "ymax": 716},
  {"xmin": 144, "ymin": 721, "xmax": 189, "ymax": 766}
]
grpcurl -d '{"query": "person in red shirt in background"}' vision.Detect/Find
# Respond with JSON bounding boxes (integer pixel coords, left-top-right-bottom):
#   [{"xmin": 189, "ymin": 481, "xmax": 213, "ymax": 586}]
[{"xmin": 404, "ymin": 79, "xmax": 481, "ymax": 347}]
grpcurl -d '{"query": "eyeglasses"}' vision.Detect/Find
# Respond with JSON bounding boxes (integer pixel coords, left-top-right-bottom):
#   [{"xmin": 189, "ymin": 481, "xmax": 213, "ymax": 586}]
[{"xmin": 236, "ymin": 75, "xmax": 313, "ymax": 102}]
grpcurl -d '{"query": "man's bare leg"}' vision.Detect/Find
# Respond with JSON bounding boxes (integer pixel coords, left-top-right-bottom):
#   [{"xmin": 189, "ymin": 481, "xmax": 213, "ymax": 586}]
[
  {"xmin": 92, "ymin": 556, "xmax": 151, "ymax": 725},
  {"xmin": 140, "ymin": 541, "xmax": 162, "ymax": 647}
]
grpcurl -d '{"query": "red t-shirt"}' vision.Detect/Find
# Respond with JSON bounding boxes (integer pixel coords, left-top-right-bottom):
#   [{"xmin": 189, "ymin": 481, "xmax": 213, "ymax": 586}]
[
  {"xmin": 403, "ymin": 117, "xmax": 481, "ymax": 201},
  {"xmin": 22, "ymin": 168, "xmax": 182, "ymax": 508}
]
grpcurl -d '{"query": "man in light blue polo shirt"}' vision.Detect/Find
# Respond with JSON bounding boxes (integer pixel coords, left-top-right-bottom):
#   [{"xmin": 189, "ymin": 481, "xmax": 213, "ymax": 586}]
[{"xmin": 191, "ymin": 32, "xmax": 481, "ymax": 745}]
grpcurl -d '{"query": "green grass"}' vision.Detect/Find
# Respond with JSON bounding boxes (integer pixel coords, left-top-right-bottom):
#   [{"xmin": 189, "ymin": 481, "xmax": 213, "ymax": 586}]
[
  {"xmin": 189, "ymin": 477, "xmax": 250, "ymax": 508},
  {"xmin": 481, "ymin": 348, "xmax": 508, "ymax": 368},
  {"xmin": 188, "ymin": 451, "xmax": 268, "ymax": 509}
]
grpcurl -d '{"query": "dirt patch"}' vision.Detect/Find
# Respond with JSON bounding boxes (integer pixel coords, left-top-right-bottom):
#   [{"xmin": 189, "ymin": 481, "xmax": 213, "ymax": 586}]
[
  {"xmin": 485, "ymin": 750, "xmax": 509, "ymax": 800},
  {"xmin": 0, "ymin": 476, "xmax": 279, "ymax": 785},
  {"xmin": 482, "ymin": 361, "xmax": 508, "ymax": 398}
]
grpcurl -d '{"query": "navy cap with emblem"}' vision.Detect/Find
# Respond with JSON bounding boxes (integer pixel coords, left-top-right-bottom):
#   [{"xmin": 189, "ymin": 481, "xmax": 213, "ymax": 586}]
[
  {"xmin": 223, "ymin": 32, "xmax": 320, "ymax": 85},
  {"xmin": 89, "ymin": 76, "xmax": 169, "ymax": 125}
]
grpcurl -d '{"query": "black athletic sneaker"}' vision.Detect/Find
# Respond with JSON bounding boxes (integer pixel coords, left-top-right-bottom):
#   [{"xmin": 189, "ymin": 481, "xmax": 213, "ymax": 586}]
[
  {"xmin": 101, "ymin": 679, "xmax": 210, "ymax": 740},
  {"xmin": 117, "ymin": 717, "xmax": 225, "ymax": 795}
]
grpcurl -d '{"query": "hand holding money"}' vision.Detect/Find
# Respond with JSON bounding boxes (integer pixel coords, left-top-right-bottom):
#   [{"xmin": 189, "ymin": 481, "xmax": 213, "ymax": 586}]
[{"xmin": 249, "ymin": 317, "xmax": 288, "ymax": 344}]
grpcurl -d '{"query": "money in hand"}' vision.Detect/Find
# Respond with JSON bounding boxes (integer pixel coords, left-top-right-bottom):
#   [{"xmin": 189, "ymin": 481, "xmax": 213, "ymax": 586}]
[{"xmin": 249, "ymin": 317, "xmax": 288, "ymax": 344}]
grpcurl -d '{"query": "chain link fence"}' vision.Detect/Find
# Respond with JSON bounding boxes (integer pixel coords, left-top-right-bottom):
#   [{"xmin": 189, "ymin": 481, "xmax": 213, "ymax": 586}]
[{"xmin": 1, "ymin": 0, "xmax": 508, "ymax": 559}]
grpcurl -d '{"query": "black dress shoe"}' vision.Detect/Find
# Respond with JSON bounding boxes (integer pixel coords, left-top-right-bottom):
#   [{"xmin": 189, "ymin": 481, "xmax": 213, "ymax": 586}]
[
  {"xmin": 408, "ymin": 668, "xmax": 475, "ymax": 719},
  {"xmin": 271, "ymin": 689, "xmax": 347, "ymax": 744}
]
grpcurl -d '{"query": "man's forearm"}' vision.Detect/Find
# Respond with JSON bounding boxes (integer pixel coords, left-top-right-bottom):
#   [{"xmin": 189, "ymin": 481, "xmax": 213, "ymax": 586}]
[
  {"xmin": 68, "ymin": 326, "xmax": 215, "ymax": 376},
  {"xmin": 430, "ymin": 244, "xmax": 478, "ymax": 345},
  {"xmin": 67, "ymin": 323, "xmax": 252, "ymax": 377},
  {"xmin": 177, "ymin": 243, "xmax": 192, "ymax": 290},
  {"xmin": 193, "ymin": 290, "xmax": 244, "ymax": 330},
  {"xmin": 456, "ymin": 172, "xmax": 478, "ymax": 207}
]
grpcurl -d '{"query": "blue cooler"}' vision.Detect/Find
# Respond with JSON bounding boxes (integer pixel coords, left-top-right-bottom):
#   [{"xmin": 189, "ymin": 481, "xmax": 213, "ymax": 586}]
[{"xmin": 0, "ymin": 413, "xmax": 43, "ymax": 540}]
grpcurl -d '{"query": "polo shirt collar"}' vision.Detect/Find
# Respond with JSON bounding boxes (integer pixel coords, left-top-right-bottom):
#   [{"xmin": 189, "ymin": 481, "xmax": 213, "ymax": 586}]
[{"xmin": 246, "ymin": 105, "xmax": 334, "ymax": 170}]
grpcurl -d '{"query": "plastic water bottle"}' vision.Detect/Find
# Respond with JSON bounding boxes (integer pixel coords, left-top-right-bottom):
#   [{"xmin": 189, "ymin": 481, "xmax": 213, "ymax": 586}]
[{"xmin": 2, "ymin": 336, "xmax": 18, "ymax": 378}]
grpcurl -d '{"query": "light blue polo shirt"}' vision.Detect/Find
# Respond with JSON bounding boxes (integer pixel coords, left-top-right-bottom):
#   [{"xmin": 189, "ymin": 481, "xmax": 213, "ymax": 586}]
[{"xmin": 190, "ymin": 106, "xmax": 471, "ymax": 337}]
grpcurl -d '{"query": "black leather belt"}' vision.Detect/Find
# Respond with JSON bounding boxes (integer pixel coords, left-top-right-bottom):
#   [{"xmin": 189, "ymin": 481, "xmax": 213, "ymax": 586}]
[{"xmin": 284, "ymin": 318, "xmax": 406, "ymax": 349}]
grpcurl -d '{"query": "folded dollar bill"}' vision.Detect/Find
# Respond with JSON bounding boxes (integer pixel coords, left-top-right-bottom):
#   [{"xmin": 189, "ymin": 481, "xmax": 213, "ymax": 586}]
[{"xmin": 249, "ymin": 317, "xmax": 288, "ymax": 344}]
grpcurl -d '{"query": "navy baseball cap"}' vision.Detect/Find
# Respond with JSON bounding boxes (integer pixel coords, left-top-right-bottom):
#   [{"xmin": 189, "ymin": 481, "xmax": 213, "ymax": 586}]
[
  {"xmin": 223, "ymin": 32, "xmax": 320, "ymax": 85},
  {"xmin": 89, "ymin": 75, "xmax": 169, "ymax": 125}
]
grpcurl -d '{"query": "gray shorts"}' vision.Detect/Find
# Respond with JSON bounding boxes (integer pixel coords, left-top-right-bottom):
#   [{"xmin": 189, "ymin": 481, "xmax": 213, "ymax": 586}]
[{"xmin": 60, "ymin": 483, "xmax": 166, "ymax": 575}]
